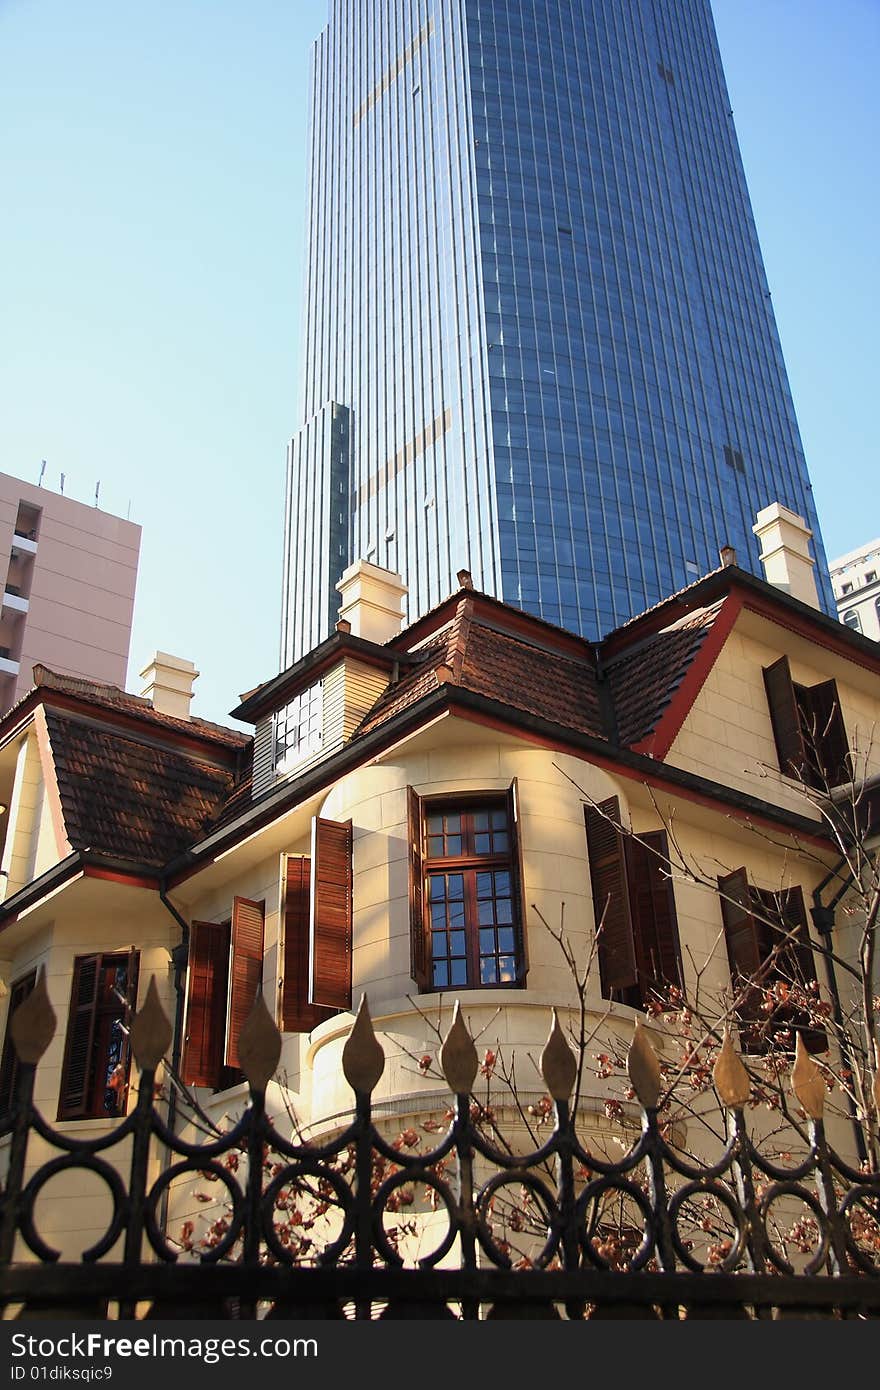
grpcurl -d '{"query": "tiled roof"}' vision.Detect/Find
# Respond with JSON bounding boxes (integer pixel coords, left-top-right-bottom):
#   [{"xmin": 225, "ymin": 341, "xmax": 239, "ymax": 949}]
[
  {"xmin": 45, "ymin": 710, "xmax": 237, "ymax": 868},
  {"xmin": 26, "ymin": 667, "xmax": 249, "ymax": 749},
  {"xmin": 356, "ymin": 595, "xmax": 606, "ymax": 740},
  {"xmin": 606, "ymin": 603, "xmax": 723, "ymax": 745}
]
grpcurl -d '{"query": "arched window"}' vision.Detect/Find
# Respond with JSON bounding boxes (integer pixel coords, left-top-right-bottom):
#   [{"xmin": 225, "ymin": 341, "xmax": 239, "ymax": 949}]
[{"xmin": 843, "ymin": 609, "xmax": 861, "ymax": 632}]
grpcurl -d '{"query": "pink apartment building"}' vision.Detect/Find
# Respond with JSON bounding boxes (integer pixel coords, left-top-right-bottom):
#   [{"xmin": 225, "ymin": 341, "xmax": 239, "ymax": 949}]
[{"xmin": 0, "ymin": 472, "xmax": 140, "ymax": 714}]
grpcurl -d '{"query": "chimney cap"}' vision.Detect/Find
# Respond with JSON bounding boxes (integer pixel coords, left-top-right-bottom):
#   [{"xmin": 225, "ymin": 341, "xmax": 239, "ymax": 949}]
[
  {"xmin": 139, "ymin": 651, "xmax": 199, "ymax": 721},
  {"xmin": 456, "ymin": 568, "xmax": 473, "ymax": 589},
  {"xmin": 719, "ymin": 545, "xmax": 737, "ymax": 568}
]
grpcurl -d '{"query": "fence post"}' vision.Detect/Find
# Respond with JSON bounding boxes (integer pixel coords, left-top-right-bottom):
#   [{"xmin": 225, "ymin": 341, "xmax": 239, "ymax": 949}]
[
  {"xmin": 342, "ymin": 997, "xmax": 385, "ymax": 1320},
  {"xmin": 0, "ymin": 968, "xmax": 56, "ymax": 1267},
  {"xmin": 441, "ymin": 1003, "xmax": 480, "ymax": 1320}
]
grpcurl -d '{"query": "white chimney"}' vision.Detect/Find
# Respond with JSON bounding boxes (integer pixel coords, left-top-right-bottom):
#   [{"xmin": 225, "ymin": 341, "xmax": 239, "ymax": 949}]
[
  {"xmin": 140, "ymin": 652, "xmax": 200, "ymax": 720},
  {"xmin": 752, "ymin": 503, "xmax": 820, "ymax": 610},
  {"xmin": 336, "ymin": 560, "xmax": 407, "ymax": 644}
]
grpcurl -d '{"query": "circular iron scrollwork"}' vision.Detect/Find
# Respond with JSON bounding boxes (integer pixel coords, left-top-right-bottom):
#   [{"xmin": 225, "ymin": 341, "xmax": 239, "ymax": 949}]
[
  {"xmin": 668, "ymin": 1179, "xmax": 746, "ymax": 1273},
  {"xmin": 18, "ymin": 1153, "xmax": 128, "ymax": 1263},
  {"xmin": 144, "ymin": 1159, "xmax": 244, "ymax": 1263}
]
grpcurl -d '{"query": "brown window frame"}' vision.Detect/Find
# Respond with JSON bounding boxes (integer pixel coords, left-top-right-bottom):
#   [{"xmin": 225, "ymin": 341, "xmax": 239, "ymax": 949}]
[
  {"xmin": 58, "ymin": 951, "xmax": 139, "ymax": 1121},
  {"xmin": 584, "ymin": 797, "xmax": 683, "ymax": 1012},
  {"xmin": 409, "ymin": 787, "xmax": 526, "ymax": 993},
  {"xmin": 763, "ymin": 657, "xmax": 850, "ymax": 789},
  {"xmin": 718, "ymin": 870, "xmax": 826, "ymax": 1054},
  {"xmin": 181, "ymin": 898, "xmax": 265, "ymax": 1090}
]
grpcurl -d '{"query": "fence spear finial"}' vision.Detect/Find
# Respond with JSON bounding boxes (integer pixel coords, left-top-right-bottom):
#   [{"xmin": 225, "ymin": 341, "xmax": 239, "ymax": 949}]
[
  {"xmin": 129, "ymin": 976, "xmax": 172, "ymax": 1072},
  {"xmin": 627, "ymin": 1021, "xmax": 662, "ymax": 1110},
  {"xmin": 238, "ymin": 992, "xmax": 282, "ymax": 1092},
  {"xmin": 11, "ymin": 966, "xmax": 55, "ymax": 1064},
  {"xmin": 713, "ymin": 1028, "xmax": 751, "ymax": 1109},
  {"xmin": 342, "ymin": 995, "xmax": 385, "ymax": 1095},
  {"xmin": 440, "ymin": 1001, "xmax": 478, "ymax": 1095},
  {"xmin": 791, "ymin": 1034, "xmax": 825, "ymax": 1120},
  {"xmin": 540, "ymin": 1009, "xmax": 577, "ymax": 1100}
]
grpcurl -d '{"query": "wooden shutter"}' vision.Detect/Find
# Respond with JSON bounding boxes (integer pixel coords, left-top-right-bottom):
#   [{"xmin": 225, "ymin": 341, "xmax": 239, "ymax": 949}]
[
  {"xmin": 0, "ymin": 971, "xmax": 37, "ymax": 1119},
  {"xmin": 625, "ymin": 830, "xmax": 682, "ymax": 994},
  {"xmin": 408, "ymin": 787, "xmax": 430, "ymax": 992},
  {"xmin": 226, "ymin": 897, "xmax": 265, "ymax": 1069},
  {"xmin": 805, "ymin": 679, "xmax": 850, "ymax": 787},
  {"xmin": 182, "ymin": 921, "xmax": 230, "ymax": 1087},
  {"xmin": 718, "ymin": 868, "xmax": 765, "ymax": 1042},
  {"xmin": 282, "ymin": 857, "xmax": 333, "ymax": 1031},
  {"xmin": 777, "ymin": 887, "xmax": 827, "ymax": 1054},
  {"xmin": 58, "ymin": 955, "xmax": 101, "ymax": 1118},
  {"xmin": 506, "ymin": 779, "xmax": 528, "ymax": 983},
  {"xmin": 310, "ymin": 817, "xmax": 353, "ymax": 1009},
  {"xmin": 585, "ymin": 798, "xmax": 637, "ymax": 994},
  {"xmin": 763, "ymin": 657, "xmax": 807, "ymax": 778}
]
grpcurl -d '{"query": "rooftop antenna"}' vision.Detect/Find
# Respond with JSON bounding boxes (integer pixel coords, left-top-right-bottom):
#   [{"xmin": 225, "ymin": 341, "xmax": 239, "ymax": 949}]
[
  {"xmin": 126, "ymin": 499, "xmax": 131, "ymax": 520},
  {"xmin": 59, "ymin": 472, "xmax": 65, "ymax": 495},
  {"xmin": 38, "ymin": 460, "xmax": 46, "ymax": 487},
  {"xmin": 94, "ymin": 480, "xmax": 101, "ymax": 508}
]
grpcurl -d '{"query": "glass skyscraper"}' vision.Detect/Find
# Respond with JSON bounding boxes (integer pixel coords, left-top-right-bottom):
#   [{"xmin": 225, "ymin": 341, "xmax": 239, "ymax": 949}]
[{"xmin": 282, "ymin": 0, "xmax": 833, "ymax": 665}]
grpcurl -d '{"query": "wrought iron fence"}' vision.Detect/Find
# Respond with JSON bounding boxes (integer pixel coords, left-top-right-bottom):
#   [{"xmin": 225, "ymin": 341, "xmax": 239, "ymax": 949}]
[{"xmin": 0, "ymin": 973, "xmax": 878, "ymax": 1320}]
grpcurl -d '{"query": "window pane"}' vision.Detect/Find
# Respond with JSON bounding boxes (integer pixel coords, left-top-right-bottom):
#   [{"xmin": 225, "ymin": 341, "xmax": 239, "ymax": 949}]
[
  {"xmin": 496, "ymin": 898, "xmax": 513, "ymax": 924},
  {"xmin": 448, "ymin": 901, "xmax": 466, "ymax": 928},
  {"xmin": 478, "ymin": 900, "xmax": 496, "ymax": 925},
  {"xmin": 450, "ymin": 959, "xmax": 468, "ymax": 986},
  {"xmin": 480, "ymin": 928, "xmax": 496, "ymax": 953},
  {"xmin": 433, "ymin": 961, "xmax": 448, "ymax": 987},
  {"xmin": 474, "ymin": 833, "xmax": 490, "ymax": 854},
  {"xmin": 448, "ymin": 875, "xmax": 464, "ymax": 899},
  {"xmin": 498, "ymin": 928, "xmax": 515, "ymax": 952},
  {"xmin": 473, "ymin": 811, "xmax": 489, "ymax": 830},
  {"xmin": 450, "ymin": 931, "xmax": 466, "ymax": 955},
  {"xmin": 498, "ymin": 956, "xmax": 516, "ymax": 982},
  {"xmin": 476, "ymin": 872, "xmax": 493, "ymax": 898},
  {"xmin": 480, "ymin": 958, "xmax": 499, "ymax": 984}
]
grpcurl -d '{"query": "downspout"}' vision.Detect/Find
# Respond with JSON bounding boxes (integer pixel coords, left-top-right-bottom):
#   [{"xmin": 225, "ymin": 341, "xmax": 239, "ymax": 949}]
[
  {"xmin": 810, "ymin": 859, "xmax": 868, "ymax": 1165},
  {"xmin": 158, "ymin": 886, "xmax": 190, "ymax": 1235}
]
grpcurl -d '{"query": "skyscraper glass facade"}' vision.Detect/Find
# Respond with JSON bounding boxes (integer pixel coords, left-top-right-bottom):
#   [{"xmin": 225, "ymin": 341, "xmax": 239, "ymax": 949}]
[{"xmin": 282, "ymin": 0, "xmax": 833, "ymax": 666}]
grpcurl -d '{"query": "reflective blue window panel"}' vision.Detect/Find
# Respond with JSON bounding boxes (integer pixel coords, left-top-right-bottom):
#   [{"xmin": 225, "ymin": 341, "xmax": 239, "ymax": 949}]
[{"xmin": 282, "ymin": 0, "xmax": 833, "ymax": 667}]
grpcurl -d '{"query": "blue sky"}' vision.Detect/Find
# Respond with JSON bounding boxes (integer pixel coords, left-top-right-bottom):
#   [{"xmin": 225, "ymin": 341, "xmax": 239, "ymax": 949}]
[{"xmin": 1, "ymin": 0, "xmax": 877, "ymax": 725}]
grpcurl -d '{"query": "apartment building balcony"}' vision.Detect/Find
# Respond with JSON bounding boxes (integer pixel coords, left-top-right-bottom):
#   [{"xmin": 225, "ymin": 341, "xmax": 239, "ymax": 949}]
[
  {"xmin": 2, "ymin": 587, "xmax": 29, "ymax": 614},
  {"xmin": 10, "ymin": 530, "xmax": 38, "ymax": 556},
  {"xmin": 0, "ymin": 650, "xmax": 20, "ymax": 676}
]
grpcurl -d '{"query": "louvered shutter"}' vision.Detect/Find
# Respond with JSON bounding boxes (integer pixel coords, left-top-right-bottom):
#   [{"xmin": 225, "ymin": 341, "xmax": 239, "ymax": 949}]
[
  {"xmin": 585, "ymin": 798, "xmax": 637, "ymax": 994},
  {"xmin": 226, "ymin": 898, "xmax": 265, "ymax": 1069},
  {"xmin": 778, "ymin": 887, "xmax": 827, "ymax": 1054},
  {"xmin": 182, "ymin": 921, "xmax": 230, "ymax": 1087},
  {"xmin": 805, "ymin": 680, "xmax": 850, "ymax": 787},
  {"xmin": 625, "ymin": 830, "xmax": 682, "ymax": 994},
  {"xmin": 763, "ymin": 657, "xmax": 807, "ymax": 778},
  {"xmin": 58, "ymin": 955, "xmax": 101, "ymax": 1118},
  {"xmin": 718, "ymin": 868, "xmax": 765, "ymax": 1041},
  {"xmin": 0, "ymin": 971, "xmax": 37, "ymax": 1120},
  {"xmin": 408, "ymin": 787, "xmax": 430, "ymax": 991},
  {"xmin": 282, "ymin": 857, "xmax": 333, "ymax": 1031},
  {"xmin": 309, "ymin": 817, "xmax": 353, "ymax": 1010},
  {"xmin": 506, "ymin": 779, "xmax": 528, "ymax": 982}
]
